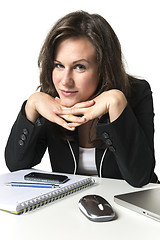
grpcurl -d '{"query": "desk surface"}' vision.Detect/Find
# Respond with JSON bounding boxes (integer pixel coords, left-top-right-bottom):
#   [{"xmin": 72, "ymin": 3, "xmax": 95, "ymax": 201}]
[{"xmin": 0, "ymin": 176, "xmax": 159, "ymax": 240}]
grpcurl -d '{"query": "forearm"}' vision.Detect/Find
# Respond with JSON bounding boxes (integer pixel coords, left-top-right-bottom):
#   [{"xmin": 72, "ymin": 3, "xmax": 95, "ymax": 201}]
[
  {"xmin": 25, "ymin": 93, "xmax": 41, "ymax": 123},
  {"xmin": 107, "ymin": 90, "xmax": 127, "ymax": 122},
  {"xmin": 53, "ymin": 90, "xmax": 128, "ymax": 126},
  {"xmin": 96, "ymin": 105, "xmax": 156, "ymax": 187}
]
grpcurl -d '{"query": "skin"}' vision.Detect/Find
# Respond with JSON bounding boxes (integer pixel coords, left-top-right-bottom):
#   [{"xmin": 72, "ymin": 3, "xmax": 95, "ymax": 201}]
[
  {"xmin": 25, "ymin": 37, "xmax": 127, "ymax": 143},
  {"xmin": 52, "ymin": 37, "xmax": 99, "ymax": 107}
]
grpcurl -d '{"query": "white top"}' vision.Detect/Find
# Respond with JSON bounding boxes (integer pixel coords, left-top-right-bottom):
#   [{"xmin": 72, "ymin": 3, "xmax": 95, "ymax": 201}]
[{"xmin": 77, "ymin": 147, "xmax": 98, "ymax": 176}]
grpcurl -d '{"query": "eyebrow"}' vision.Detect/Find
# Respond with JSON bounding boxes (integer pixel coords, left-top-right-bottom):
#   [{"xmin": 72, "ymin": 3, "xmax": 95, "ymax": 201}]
[
  {"xmin": 72, "ymin": 59, "xmax": 90, "ymax": 64},
  {"xmin": 54, "ymin": 59, "xmax": 90, "ymax": 64}
]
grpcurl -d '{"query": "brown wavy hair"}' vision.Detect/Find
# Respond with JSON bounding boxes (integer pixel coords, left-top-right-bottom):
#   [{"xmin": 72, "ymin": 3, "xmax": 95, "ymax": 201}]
[{"xmin": 38, "ymin": 10, "xmax": 130, "ymax": 98}]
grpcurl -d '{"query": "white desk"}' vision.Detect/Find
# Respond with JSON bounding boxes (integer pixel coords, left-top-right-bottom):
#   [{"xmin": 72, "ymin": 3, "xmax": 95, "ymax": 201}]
[{"xmin": 0, "ymin": 176, "xmax": 159, "ymax": 240}]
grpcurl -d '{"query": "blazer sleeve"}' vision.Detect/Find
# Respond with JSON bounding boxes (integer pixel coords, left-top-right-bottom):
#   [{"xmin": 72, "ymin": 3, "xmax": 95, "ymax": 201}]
[
  {"xmin": 5, "ymin": 101, "xmax": 47, "ymax": 171},
  {"xmin": 96, "ymin": 80, "xmax": 157, "ymax": 187}
]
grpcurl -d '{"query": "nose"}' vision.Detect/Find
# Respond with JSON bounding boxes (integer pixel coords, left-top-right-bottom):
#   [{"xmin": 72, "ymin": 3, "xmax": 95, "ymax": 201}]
[{"xmin": 61, "ymin": 69, "xmax": 74, "ymax": 87}]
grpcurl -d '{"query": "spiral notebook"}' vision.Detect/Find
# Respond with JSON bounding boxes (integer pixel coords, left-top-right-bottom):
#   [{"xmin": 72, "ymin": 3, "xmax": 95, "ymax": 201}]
[{"xmin": 0, "ymin": 169, "xmax": 95, "ymax": 215}]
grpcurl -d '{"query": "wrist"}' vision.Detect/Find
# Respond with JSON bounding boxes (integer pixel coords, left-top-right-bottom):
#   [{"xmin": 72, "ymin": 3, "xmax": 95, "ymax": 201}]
[
  {"xmin": 25, "ymin": 93, "xmax": 39, "ymax": 123},
  {"xmin": 107, "ymin": 90, "xmax": 127, "ymax": 122}
]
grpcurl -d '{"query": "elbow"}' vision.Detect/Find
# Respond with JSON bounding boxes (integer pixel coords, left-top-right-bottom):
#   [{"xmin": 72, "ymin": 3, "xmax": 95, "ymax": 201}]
[
  {"xmin": 125, "ymin": 173, "xmax": 152, "ymax": 188},
  {"xmin": 127, "ymin": 181, "xmax": 147, "ymax": 188},
  {"xmin": 5, "ymin": 147, "xmax": 26, "ymax": 172},
  {"xmin": 5, "ymin": 158, "xmax": 30, "ymax": 172},
  {"xmin": 5, "ymin": 156, "xmax": 21, "ymax": 172}
]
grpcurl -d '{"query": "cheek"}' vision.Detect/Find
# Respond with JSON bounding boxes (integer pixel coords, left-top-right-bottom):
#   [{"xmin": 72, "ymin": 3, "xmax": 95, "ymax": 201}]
[
  {"xmin": 84, "ymin": 74, "xmax": 99, "ymax": 92},
  {"xmin": 79, "ymin": 77, "xmax": 98, "ymax": 100}
]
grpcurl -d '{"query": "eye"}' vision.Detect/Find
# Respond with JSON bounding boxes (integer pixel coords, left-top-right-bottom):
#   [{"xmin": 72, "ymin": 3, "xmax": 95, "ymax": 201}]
[
  {"xmin": 54, "ymin": 63, "xmax": 64, "ymax": 70},
  {"xmin": 75, "ymin": 64, "xmax": 86, "ymax": 72}
]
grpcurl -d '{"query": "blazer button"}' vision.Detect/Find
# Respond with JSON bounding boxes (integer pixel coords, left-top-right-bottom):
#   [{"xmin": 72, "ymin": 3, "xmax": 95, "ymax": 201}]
[
  {"xmin": 23, "ymin": 128, "xmax": 28, "ymax": 135},
  {"xmin": 105, "ymin": 139, "xmax": 112, "ymax": 146},
  {"xmin": 21, "ymin": 134, "xmax": 26, "ymax": 141},
  {"xmin": 109, "ymin": 146, "xmax": 115, "ymax": 152},
  {"xmin": 102, "ymin": 132, "xmax": 109, "ymax": 139},
  {"xmin": 35, "ymin": 118, "xmax": 42, "ymax": 127},
  {"xmin": 18, "ymin": 139, "xmax": 24, "ymax": 146}
]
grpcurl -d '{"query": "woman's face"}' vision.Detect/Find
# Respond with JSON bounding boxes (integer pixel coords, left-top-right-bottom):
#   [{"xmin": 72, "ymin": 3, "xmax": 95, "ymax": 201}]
[{"xmin": 52, "ymin": 37, "xmax": 99, "ymax": 107}]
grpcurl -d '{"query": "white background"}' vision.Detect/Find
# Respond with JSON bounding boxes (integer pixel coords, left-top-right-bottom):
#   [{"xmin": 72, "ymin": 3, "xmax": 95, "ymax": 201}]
[{"xmin": 0, "ymin": 0, "xmax": 159, "ymax": 178}]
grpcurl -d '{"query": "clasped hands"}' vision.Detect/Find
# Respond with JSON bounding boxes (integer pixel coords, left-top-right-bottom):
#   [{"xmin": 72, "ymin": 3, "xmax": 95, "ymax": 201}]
[{"xmin": 25, "ymin": 90, "xmax": 127, "ymax": 131}]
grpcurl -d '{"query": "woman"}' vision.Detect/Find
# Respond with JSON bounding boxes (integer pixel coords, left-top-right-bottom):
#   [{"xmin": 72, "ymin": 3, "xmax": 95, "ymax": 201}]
[{"xmin": 5, "ymin": 11, "xmax": 158, "ymax": 187}]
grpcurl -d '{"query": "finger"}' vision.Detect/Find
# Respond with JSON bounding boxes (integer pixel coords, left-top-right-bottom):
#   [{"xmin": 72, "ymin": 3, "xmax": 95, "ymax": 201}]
[
  {"xmin": 50, "ymin": 114, "xmax": 76, "ymax": 131},
  {"xmin": 61, "ymin": 114, "xmax": 86, "ymax": 123},
  {"xmin": 67, "ymin": 122, "xmax": 84, "ymax": 128},
  {"xmin": 72, "ymin": 100, "xmax": 95, "ymax": 108},
  {"xmin": 54, "ymin": 107, "xmax": 87, "ymax": 116},
  {"xmin": 53, "ymin": 100, "xmax": 95, "ymax": 114},
  {"xmin": 55, "ymin": 97, "xmax": 61, "ymax": 103}
]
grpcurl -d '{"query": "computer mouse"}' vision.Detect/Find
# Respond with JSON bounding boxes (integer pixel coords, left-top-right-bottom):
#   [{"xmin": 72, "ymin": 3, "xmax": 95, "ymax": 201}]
[{"xmin": 78, "ymin": 194, "xmax": 115, "ymax": 222}]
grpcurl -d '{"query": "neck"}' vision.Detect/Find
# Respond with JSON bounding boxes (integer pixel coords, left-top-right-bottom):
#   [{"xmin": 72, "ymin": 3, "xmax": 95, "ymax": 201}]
[{"xmin": 78, "ymin": 119, "xmax": 98, "ymax": 148}]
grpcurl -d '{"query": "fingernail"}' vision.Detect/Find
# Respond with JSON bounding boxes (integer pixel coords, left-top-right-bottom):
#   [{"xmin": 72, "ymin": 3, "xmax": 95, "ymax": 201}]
[
  {"xmin": 81, "ymin": 116, "xmax": 86, "ymax": 121},
  {"xmin": 68, "ymin": 124, "xmax": 75, "ymax": 131}
]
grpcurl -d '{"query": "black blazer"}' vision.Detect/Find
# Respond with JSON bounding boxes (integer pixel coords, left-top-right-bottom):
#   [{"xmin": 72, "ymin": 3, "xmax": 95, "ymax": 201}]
[{"xmin": 5, "ymin": 79, "xmax": 158, "ymax": 187}]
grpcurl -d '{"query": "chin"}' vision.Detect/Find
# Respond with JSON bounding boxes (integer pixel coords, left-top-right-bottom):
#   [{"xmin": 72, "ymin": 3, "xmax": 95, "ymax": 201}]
[{"xmin": 61, "ymin": 100, "xmax": 77, "ymax": 108}]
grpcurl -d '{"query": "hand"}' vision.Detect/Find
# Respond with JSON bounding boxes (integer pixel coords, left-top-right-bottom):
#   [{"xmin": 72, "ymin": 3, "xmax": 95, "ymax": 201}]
[
  {"xmin": 54, "ymin": 90, "xmax": 127, "ymax": 127},
  {"xmin": 25, "ymin": 92, "xmax": 94, "ymax": 131}
]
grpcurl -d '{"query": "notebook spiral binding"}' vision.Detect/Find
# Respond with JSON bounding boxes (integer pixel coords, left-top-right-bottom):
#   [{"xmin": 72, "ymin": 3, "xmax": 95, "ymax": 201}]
[{"xmin": 15, "ymin": 178, "xmax": 95, "ymax": 215}]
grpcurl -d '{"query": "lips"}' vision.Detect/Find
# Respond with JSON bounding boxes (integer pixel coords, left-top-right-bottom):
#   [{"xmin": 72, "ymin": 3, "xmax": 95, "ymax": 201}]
[{"xmin": 60, "ymin": 89, "xmax": 78, "ymax": 97}]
